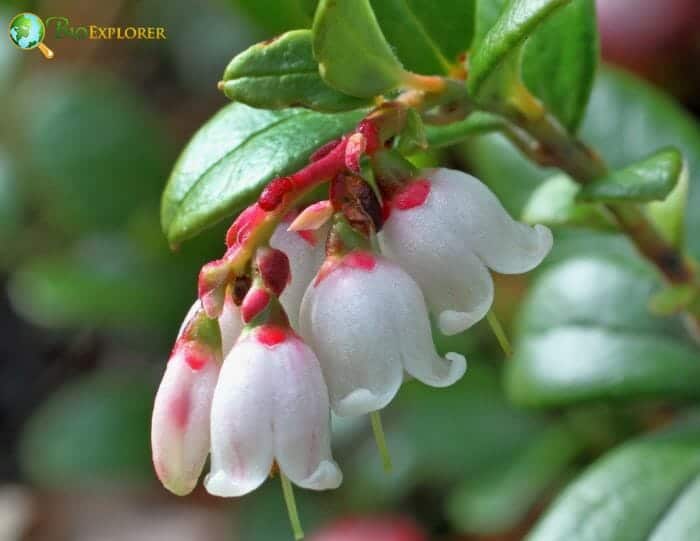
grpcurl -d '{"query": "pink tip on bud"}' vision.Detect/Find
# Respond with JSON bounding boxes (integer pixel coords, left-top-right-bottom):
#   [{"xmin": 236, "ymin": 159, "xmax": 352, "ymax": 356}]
[
  {"xmin": 226, "ymin": 203, "xmax": 268, "ymax": 248},
  {"xmin": 256, "ymin": 247, "xmax": 291, "ymax": 297},
  {"xmin": 288, "ymin": 200, "xmax": 334, "ymax": 232},
  {"xmin": 198, "ymin": 259, "xmax": 232, "ymax": 317},
  {"xmin": 393, "ymin": 179, "xmax": 431, "ymax": 210},
  {"xmin": 241, "ymin": 287, "xmax": 271, "ymax": 323},
  {"xmin": 259, "ymin": 177, "xmax": 293, "ymax": 212},
  {"xmin": 345, "ymin": 133, "xmax": 367, "ymax": 172},
  {"xmin": 255, "ymin": 324, "xmax": 289, "ymax": 347}
]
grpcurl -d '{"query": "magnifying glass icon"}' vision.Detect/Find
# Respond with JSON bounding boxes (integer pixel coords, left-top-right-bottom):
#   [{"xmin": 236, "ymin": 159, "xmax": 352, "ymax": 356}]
[{"xmin": 8, "ymin": 12, "xmax": 55, "ymax": 59}]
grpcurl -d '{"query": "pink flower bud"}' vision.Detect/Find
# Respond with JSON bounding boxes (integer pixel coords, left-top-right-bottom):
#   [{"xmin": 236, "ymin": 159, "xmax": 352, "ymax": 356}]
[
  {"xmin": 205, "ymin": 326, "xmax": 342, "ymax": 497},
  {"xmin": 300, "ymin": 251, "xmax": 466, "ymax": 417},
  {"xmin": 288, "ymin": 200, "xmax": 334, "ymax": 232},
  {"xmin": 380, "ymin": 168, "xmax": 552, "ymax": 335},
  {"xmin": 152, "ymin": 306, "xmax": 222, "ymax": 496},
  {"xmin": 255, "ymin": 247, "xmax": 291, "ymax": 297}
]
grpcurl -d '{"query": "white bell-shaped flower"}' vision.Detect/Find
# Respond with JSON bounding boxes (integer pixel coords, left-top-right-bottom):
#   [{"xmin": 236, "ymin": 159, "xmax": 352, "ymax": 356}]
[
  {"xmin": 380, "ymin": 168, "xmax": 553, "ymax": 335},
  {"xmin": 270, "ymin": 219, "xmax": 326, "ymax": 330},
  {"xmin": 152, "ymin": 306, "xmax": 222, "ymax": 496},
  {"xmin": 206, "ymin": 324, "xmax": 342, "ymax": 497},
  {"xmin": 300, "ymin": 251, "xmax": 466, "ymax": 417}
]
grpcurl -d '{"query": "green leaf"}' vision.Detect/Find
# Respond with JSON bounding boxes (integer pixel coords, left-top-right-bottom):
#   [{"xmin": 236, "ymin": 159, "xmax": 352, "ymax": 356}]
[
  {"xmin": 20, "ymin": 73, "xmax": 172, "ymax": 232},
  {"xmin": 447, "ymin": 422, "xmax": 583, "ymax": 534},
  {"xmin": 232, "ymin": 0, "xmax": 317, "ymax": 34},
  {"xmin": 506, "ymin": 254, "xmax": 700, "ymax": 407},
  {"xmin": 162, "ymin": 103, "xmax": 364, "ymax": 244},
  {"xmin": 577, "ymin": 148, "xmax": 683, "ymax": 203},
  {"xmin": 463, "ymin": 68, "xmax": 700, "ymax": 259},
  {"xmin": 522, "ymin": 174, "xmax": 615, "ymax": 229},
  {"xmin": 8, "ymin": 234, "xmax": 192, "ymax": 332},
  {"xmin": 521, "ymin": 0, "xmax": 597, "ymax": 131},
  {"xmin": 468, "ymin": 0, "xmax": 571, "ymax": 97},
  {"xmin": 581, "ymin": 68, "xmax": 700, "ymax": 259},
  {"xmin": 369, "ymin": 0, "xmax": 475, "ymax": 75},
  {"xmin": 647, "ymin": 162, "xmax": 689, "ymax": 248},
  {"xmin": 529, "ymin": 419, "xmax": 700, "ymax": 541},
  {"xmin": 20, "ymin": 370, "xmax": 154, "ymax": 486},
  {"xmin": 312, "ymin": 0, "xmax": 405, "ymax": 98},
  {"xmin": 221, "ymin": 30, "xmax": 369, "ymax": 112}
]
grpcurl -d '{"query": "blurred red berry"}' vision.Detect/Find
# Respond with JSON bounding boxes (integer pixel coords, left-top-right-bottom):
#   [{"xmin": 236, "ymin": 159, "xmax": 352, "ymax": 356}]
[{"xmin": 309, "ymin": 516, "xmax": 427, "ymax": 541}]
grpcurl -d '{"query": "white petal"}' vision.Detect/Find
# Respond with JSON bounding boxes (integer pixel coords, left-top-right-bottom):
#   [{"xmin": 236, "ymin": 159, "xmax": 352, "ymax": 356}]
[
  {"xmin": 381, "ymin": 208, "xmax": 495, "ymax": 334},
  {"xmin": 425, "ymin": 168, "xmax": 553, "ymax": 273},
  {"xmin": 403, "ymin": 350, "xmax": 467, "ymax": 388},
  {"xmin": 177, "ymin": 300, "xmax": 203, "ymax": 339},
  {"xmin": 206, "ymin": 337, "xmax": 273, "ymax": 497},
  {"xmin": 300, "ymin": 255, "xmax": 461, "ymax": 416},
  {"xmin": 270, "ymin": 337, "xmax": 342, "ymax": 490},
  {"xmin": 271, "ymin": 223, "xmax": 326, "ymax": 330},
  {"xmin": 219, "ymin": 294, "xmax": 243, "ymax": 356},
  {"xmin": 151, "ymin": 350, "xmax": 218, "ymax": 496}
]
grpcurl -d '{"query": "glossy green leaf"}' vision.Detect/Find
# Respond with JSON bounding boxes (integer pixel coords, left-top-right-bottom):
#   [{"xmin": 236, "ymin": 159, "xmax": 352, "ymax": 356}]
[
  {"xmin": 529, "ymin": 419, "xmax": 700, "ymax": 541},
  {"xmin": 221, "ymin": 30, "xmax": 369, "ymax": 111},
  {"xmin": 507, "ymin": 254, "xmax": 700, "ymax": 407},
  {"xmin": 312, "ymin": 0, "xmax": 405, "ymax": 97},
  {"xmin": 577, "ymin": 148, "xmax": 683, "ymax": 203},
  {"xmin": 464, "ymin": 68, "xmax": 700, "ymax": 259},
  {"xmin": 521, "ymin": 0, "xmax": 597, "ymax": 131},
  {"xmin": 369, "ymin": 0, "xmax": 475, "ymax": 75},
  {"xmin": 468, "ymin": 0, "xmax": 570, "ymax": 97},
  {"xmin": 522, "ymin": 174, "xmax": 614, "ymax": 229},
  {"xmin": 161, "ymin": 103, "xmax": 364, "ymax": 244},
  {"xmin": 20, "ymin": 370, "xmax": 154, "ymax": 486},
  {"xmin": 581, "ymin": 68, "xmax": 700, "ymax": 259},
  {"xmin": 448, "ymin": 422, "xmax": 583, "ymax": 534}
]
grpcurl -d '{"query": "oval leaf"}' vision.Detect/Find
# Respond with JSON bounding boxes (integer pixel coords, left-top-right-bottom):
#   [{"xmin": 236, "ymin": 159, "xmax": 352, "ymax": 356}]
[
  {"xmin": 312, "ymin": 0, "xmax": 405, "ymax": 97},
  {"xmin": 161, "ymin": 103, "xmax": 364, "ymax": 244},
  {"xmin": 522, "ymin": 174, "xmax": 615, "ymax": 229},
  {"xmin": 369, "ymin": 0, "xmax": 475, "ymax": 75},
  {"xmin": 506, "ymin": 254, "xmax": 700, "ymax": 407},
  {"xmin": 577, "ymin": 148, "xmax": 683, "ymax": 203},
  {"xmin": 468, "ymin": 0, "xmax": 570, "ymax": 97},
  {"xmin": 221, "ymin": 29, "xmax": 369, "ymax": 112},
  {"xmin": 529, "ymin": 419, "xmax": 700, "ymax": 541},
  {"xmin": 521, "ymin": 0, "xmax": 597, "ymax": 131}
]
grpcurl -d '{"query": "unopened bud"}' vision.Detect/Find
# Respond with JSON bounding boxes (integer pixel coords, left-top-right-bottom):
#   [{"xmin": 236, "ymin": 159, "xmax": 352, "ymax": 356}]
[
  {"xmin": 256, "ymin": 247, "xmax": 291, "ymax": 297},
  {"xmin": 288, "ymin": 201, "xmax": 334, "ymax": 232}
]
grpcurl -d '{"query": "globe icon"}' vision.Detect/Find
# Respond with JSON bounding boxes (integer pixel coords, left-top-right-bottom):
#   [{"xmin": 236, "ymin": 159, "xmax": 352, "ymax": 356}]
[{"xmin": 8, "ymin": 12, "xmax": 54, "ymax": 58}]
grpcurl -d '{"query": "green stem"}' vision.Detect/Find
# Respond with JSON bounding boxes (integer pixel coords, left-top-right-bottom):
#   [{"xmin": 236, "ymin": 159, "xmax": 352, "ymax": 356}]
[
  {"xmin": 487, "ymin": 310, "xmax": 513, "ymax": 358},
  {"xmin": 370, "ymin": 411, "xmax": 393, "ymax": 472},
  {"xmin": 280, "ymin": 472, "xmax": 304, "ymax": 540}
]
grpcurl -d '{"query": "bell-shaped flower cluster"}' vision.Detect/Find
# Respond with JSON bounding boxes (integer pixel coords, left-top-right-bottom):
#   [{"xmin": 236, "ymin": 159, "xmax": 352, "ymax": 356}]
[{"xmin": 152, "ymin": 167, "xmax": 552, "ymax": 502}]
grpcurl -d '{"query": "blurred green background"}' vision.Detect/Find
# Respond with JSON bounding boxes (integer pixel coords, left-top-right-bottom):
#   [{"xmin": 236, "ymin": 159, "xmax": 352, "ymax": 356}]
[{"xmin": 0, "ymin": 0, "xmax": 699, "ymax": 540}]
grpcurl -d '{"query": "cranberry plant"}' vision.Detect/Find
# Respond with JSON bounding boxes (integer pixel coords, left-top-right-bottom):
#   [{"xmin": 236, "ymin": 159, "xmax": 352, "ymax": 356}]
[{"xmin": 154, "ymin": 0, "xmax": 700, "ymax": 539}]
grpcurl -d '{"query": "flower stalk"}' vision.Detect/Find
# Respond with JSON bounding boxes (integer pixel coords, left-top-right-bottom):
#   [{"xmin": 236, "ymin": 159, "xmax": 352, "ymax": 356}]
[{"xmin": 370, "ymin": 411, "xmax": 393, "ymax": 473}]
